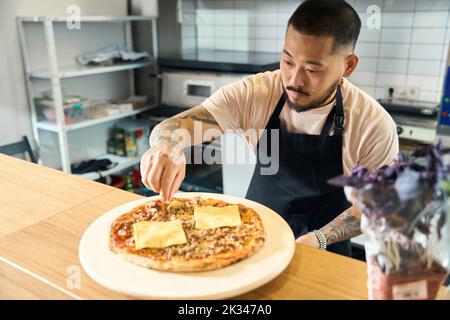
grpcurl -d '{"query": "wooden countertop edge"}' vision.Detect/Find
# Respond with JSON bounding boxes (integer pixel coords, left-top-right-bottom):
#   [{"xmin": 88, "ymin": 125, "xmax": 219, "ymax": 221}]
[{"xmin": 0, "ymin": 256, "xmax": 81, "ymax": 300}]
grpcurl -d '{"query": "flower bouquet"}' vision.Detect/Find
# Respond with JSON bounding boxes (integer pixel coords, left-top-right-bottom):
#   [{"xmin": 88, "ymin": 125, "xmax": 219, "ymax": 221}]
[{"xmin": 329, "ymin": 143, "xmax": 449, "ymax": 300}]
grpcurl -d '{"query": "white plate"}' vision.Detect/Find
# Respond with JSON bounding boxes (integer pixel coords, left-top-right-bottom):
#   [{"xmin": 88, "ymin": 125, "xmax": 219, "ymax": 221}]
[{"xmin": 79, "ymin": 192, "xmax": 295, "ymax": 299}]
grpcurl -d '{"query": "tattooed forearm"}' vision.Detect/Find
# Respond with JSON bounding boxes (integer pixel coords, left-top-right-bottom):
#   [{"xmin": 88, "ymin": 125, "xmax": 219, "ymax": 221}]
[
  {"xmin": 178, "ymin": 107, "xmax": 218, "ymax": 124},
  {"xmin": 150, "ymin": 117, "xmax": 181, "ymax": 146},
  {"xmin": 149, "ymin": 105, "xmax": 222, "ymax": 151},
  {"xmin": 319, "ymin": 206, "xmax": 362, "ymax": 245}
]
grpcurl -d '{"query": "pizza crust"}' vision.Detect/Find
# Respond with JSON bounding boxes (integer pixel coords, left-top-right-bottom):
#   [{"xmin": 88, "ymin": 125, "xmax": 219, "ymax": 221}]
[{"xmin": 115, "ymin": 241, "xmax": 262, "ymax": 272}]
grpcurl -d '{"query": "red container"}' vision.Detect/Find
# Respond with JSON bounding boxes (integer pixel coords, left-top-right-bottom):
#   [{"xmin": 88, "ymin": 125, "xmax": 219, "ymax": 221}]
[{"xmin": 367, "ymin": 256, "xmax": 448, "ymax": 300}]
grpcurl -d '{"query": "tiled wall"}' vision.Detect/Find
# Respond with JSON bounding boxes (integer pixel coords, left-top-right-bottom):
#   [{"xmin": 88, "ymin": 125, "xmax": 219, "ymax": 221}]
[{"xmin": 182, "ymin": 0, "xmax": 450, "ymax": 103}]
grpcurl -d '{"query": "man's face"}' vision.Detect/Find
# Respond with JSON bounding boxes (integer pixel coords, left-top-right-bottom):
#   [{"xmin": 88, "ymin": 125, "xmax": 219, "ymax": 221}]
[{"xmin": 280, "ymin": 26, "xmax": 348, "ymax": 112}]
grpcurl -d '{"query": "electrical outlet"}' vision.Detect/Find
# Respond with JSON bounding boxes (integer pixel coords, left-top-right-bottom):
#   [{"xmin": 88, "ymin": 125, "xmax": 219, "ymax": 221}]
[
  {"xmin": 385, "ymin": 85, "xmax": 421, "ymax": 101},
  {"xmin": 405, "ymin": 86, "xmax": 421, "ymax": 100}
]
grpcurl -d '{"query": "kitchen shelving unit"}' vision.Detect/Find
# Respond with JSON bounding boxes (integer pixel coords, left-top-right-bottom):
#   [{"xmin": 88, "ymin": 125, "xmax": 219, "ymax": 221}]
[{"xmin": 17, "ymin": 15, "xmax": 158, "ymax": 177}]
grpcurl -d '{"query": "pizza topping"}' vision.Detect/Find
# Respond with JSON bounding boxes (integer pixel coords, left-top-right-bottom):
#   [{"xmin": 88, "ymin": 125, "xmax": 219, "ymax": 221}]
[
  {"xmin": 167, "ymin": 200, "xmax": 190, "ymax": 214},
  {"xmin": 189, "ymin": 233, "xmax": 200, "ymax": 241},
  {"xmin": 117, "ymin": 228, "xmax": 129, "ymax": 238},
  {"xmin": 146, "ymin": 201, "xmax": 162, "ymax": 211},
  {"xmin": 133, "ymin": 220, "xmax": 187, "ymax": 249},
  {"xmin": 125, "ymin": 237, "xmax": 135, "ymax": 248},
  {"xmin": 231, "ymin": 235, "xmax": 240, "ymax": 241},
  {"xmin": 194, "ymin": 205, "xmax": 242, "ymax": 229},
  {"xmin": 181, "ymin": 220, "xmax": 195, "ymax": 229}
]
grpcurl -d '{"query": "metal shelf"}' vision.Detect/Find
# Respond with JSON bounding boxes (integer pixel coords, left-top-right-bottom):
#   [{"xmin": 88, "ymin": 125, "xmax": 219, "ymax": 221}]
[
  {"xmin": 18, "ymin": 16, "xmax": 157, "ymax": 22},
  {"xmin": 18, "ymin": 15, "xmax": 158, "ymax": 173},
  {"xmin": 36, "ymin": 104, "xmax": 158, "ymax": 132},
  {"xmin": 29, "ymin": 60, "xmax": 154, "ymax": 79},
  {"xmin": 74, "ymin": 154, "xmax": 141, "ymax": 180}
]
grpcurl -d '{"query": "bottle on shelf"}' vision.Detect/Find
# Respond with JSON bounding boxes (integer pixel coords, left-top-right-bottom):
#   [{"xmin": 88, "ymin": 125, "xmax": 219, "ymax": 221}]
[
  {"xmin": 107, "ymin": 139, "xmax": 116, "ymax": 154},
  {"xmin": 114, "ymin": 127, "xmax": 126, "ymax": 156},
  {"xmin": 124, "ymin": 130, "xmax": 137, "ymax": 157},
  {"xmin": 124, "ymin": 173, "xmax": 135, "ymax": 193}
]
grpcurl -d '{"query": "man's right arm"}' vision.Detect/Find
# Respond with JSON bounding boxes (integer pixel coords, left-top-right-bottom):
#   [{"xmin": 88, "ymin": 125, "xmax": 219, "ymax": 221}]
[{"xmin": 140, "ymin": 105, "xmax": 223, "ymax": 200}]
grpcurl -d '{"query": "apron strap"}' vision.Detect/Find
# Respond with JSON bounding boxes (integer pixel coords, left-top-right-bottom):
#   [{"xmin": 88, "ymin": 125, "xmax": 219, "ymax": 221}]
[
  {"xmin": 317, "ymin": 85, "xmax": 344, "ymax": 158},
  {"xmin": 258, "ymin": 93, "xmax": 286, "ymax": 157},
  {"xmin": 269, "ymin": 93, "xmax": 286, "ymax": 128},
  {"xmin": 319, "ymin": 105, "xmax": 337, "ymax": 142},
  {"xmin": 333, "ymin": 85, "xmax": 344, "ymax": 136}
]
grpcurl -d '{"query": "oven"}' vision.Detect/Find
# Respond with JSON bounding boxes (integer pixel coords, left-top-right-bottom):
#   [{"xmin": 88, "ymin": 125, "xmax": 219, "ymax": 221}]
[
  {"xmin": 161, "ymin": 71, "xmax": 246, "ymax": 108},
  {"xmin": 377, "ymin": 98, "xmax": 439, "ymax": 156}
]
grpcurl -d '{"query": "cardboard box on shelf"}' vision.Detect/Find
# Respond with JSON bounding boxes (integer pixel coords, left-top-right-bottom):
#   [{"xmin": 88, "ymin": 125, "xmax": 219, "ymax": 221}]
[
  {"xmin": 113, "ymin": 95, "xmax": 148, "ymax": 110},
  {"xmin": 116, "ymin": 103, "xmax": 134, "ymax": 113}
]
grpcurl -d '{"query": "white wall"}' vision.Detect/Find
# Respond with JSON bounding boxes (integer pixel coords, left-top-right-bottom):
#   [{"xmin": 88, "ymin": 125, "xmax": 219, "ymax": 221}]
[
  {"xmin": 0, "ymin": 0, "xmax": 127, "ymax": 148},
  {"xmin": 189, "ymin": 0, "xmax": 450, "ymax": 103}
]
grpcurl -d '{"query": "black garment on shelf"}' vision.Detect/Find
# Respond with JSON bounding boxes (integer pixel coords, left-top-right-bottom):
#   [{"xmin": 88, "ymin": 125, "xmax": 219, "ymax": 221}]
[{"xmin": 71, "ymin": 159, "xmax": 115, "ymax": 174}]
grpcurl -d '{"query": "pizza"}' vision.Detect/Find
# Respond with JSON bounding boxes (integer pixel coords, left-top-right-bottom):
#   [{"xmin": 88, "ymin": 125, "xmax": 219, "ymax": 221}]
[{"xmin": 109, "ymin": 197, "xmax": 265, "ymax": 272}]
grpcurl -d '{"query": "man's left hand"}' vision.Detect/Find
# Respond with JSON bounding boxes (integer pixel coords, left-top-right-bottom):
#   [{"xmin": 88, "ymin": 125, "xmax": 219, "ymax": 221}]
[{"xmin": 295, "ymin": 232, "xmax": 320, "ymax": 249}]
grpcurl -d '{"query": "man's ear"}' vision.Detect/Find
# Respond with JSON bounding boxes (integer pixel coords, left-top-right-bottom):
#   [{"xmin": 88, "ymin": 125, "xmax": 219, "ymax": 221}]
[{"xmin": 343, "ymin": 54, "xmax": 359, "ymax": 77}]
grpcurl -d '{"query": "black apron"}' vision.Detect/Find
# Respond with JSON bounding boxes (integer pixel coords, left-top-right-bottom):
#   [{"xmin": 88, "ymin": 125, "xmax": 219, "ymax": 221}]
[{"xmin": 246, "ymin": 86, "xmax": 352, "ymax": 256}]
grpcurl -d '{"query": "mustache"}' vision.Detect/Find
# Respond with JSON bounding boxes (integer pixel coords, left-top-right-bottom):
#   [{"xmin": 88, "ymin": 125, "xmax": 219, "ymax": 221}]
[{"xmin": 285, "ymin": 86, "xmax": 309, "ymax": 96}]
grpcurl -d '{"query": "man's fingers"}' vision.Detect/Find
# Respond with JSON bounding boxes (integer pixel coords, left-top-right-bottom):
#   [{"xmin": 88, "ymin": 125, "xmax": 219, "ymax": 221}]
[
  {"xmin": 168, "ymin": 169, "xmax": 185, "ymax": 200},
  {"xmin": 160, "ymin": 162, "xmax": 179, "ymax": 201},
  {"xmin": 147, "ymin": 156, "xmax": 166, "ymax": 192},
  {"xmin": 140, "ymin": 148, "xmax": 185, "ymax": 196},
  {"xmin": 140, "ymin": 152, "xmax": 153, "ymax": 189}
]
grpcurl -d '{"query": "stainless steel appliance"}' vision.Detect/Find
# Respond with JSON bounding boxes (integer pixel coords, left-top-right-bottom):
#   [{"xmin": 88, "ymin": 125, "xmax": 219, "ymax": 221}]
[
  {"xmin": 161, "ymin": 70, "xmax": 248, "ymax": 108},
  {"xmin": 377, "ymin": 99, "xmax": 438, "ymax": 145}
]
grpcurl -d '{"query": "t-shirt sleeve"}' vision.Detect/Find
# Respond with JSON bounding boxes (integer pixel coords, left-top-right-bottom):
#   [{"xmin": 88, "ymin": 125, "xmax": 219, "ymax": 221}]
[
  {"xmin": 358, "ymin": 116, "xmax": 399, "ymax": 170},
  {"xmin": 200, "ymin": 80, "xmax": 247, "ymax": 132},
  {"xmin": 200, "ymin": 71, "xmax": 281, "ymax": 136}
]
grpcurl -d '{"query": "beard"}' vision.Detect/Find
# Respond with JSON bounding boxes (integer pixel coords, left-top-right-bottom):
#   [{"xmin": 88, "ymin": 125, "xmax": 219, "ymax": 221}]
[{"xmin": 284, "ymin": 79, "xmax": 341, "ymax": 113}]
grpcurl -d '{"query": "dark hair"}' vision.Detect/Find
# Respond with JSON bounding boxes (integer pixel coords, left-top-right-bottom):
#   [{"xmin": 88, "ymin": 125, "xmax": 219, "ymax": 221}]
[{"xmin": 287, "ymin": 0, "xmax": 361, "ymax": 52}]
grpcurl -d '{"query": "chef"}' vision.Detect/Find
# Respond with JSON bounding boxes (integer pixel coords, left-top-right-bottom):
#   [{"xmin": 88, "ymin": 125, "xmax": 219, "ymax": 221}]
[{"xmin": 140, "ymin": 0, "xmax": 399, "ymax": 256}]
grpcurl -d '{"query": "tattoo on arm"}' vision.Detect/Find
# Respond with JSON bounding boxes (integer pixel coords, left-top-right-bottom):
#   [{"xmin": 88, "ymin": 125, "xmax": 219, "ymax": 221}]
[
  {"xmin": 320, "ymin": 207, "xmax": 362, "ymax": 245},
  {"xmin": 178, "ymin": 107, "xmax": 218, "ymax": 124},
  {"xmin": 149, "ymin": 106, "xmax": 220, "ymax": 151},
  {"xmin": 150, "ymin": 118, "xmax": 182, "ymax": 151}
]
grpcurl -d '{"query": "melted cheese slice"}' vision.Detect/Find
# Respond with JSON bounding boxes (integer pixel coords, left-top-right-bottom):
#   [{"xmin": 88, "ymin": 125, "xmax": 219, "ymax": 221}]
[
  {"xmin": 194, "ymin": 205, "xmax": 242, "ymax": 230},
  {"xmin": 133, "ymin": 220, "xmax": 187, "ymax": 249}
]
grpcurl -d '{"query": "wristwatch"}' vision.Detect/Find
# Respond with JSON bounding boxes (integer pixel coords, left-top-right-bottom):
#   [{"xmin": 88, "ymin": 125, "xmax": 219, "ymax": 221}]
[{"xmin": 312, "ymin": 230, "xmax": 327, "ymax": 250}]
